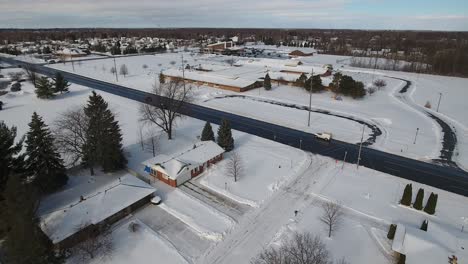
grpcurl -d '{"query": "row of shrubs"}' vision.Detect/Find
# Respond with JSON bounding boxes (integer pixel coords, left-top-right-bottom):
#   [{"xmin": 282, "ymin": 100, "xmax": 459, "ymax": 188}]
[{"xmin": 400, "ymin": 183, "xmax": 438, "ymax": 215}]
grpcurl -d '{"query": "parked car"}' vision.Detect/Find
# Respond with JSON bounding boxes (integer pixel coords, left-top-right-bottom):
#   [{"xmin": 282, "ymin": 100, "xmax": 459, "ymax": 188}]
[
  {"xmin": 316, "ymin": 132, "xmax": 332, "ymax": 141},
  {"xmin": 151, "ymin": 195, "xmax": 162, "ymax": 205}
]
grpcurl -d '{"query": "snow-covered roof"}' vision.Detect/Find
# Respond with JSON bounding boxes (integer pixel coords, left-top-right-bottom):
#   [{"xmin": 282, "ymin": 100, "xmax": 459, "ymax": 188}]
[
  {"xmin": 143, "ymin": 141, "xmax": 225, "ymax": 179},
  {"xmin": 163, "ymin": 68, "xmax": 259, "ymax": 88},
  {"xmin": 39, "ymin": 175, "xmax": 155, "ymax": 244},
  {"xmin": 392, "ymin": 222, "xmax": 459, "ymax": 264},
  {"xmin": 55, "ymin": 48, "xmax": 86, "ymax": 56}
]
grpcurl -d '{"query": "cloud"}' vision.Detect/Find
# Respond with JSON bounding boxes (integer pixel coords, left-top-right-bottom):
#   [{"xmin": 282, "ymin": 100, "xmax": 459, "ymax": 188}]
[{"xmin": 0, "ymin": 0, "xmax": 466, "ymax": 30}]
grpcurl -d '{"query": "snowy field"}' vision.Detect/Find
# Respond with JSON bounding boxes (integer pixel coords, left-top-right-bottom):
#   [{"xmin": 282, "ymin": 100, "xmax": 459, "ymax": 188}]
[{"xmin": 43, "ymin": 51, "xmax": 468, "ymax": 169}]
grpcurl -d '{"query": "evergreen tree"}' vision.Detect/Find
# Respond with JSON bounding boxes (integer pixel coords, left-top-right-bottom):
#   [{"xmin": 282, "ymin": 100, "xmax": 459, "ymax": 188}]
[
  {"xmin": 52, "ymin": 72, "xmax": 70, "ymax": 94},
  {"xmin": 264, "ymin": 73, "xmax": 272, "ymax": 90},
  {"xmin": 387, "ymin": 224, "xmax": 397, "ymax": 239},
  {"xmin": 424, "ymin": 192, "xmax": 438, "ymax": 215},
  {"xmin": 25, "ymin": 112, "xmax": 67, "ymax": 193},
  {"xmin": 0, "ymin": 122, "xmax": 25, "ymax": 195},
  {"xmin": 1, "ymin": 175, "xmax": 64, "ymax": 264},
  {"xmin": 35, "ymin": 77, "xmax": 55, "ymax": 99},
  {"xmin": 420, "ymin": 220, "xmax": 428, "ymax": 231},
  {"xmin": 400, "ymin": 183, "xmax": 412, "ymax": 206},
  {"xmin": 296, "ymin": 73, "xmax": 307, "ymax": 87},
  {"xmin": 83, "ymin": 91, "xmax": 127, "ymax": 175},
  {"xmin": 312, "ymin": 74, "xmax": 324, "ymax": 92},
  {"xmin": 201, "ymin": 122, "xmax": 215, "ymax": 141},
  {"xmin": 217, "ymin": 119, "xmax": 234, "ymax": 152},
  {"xmin": 413, "ymin": 188, "xmax": 424, "ymax": 210},
  {"xmin": 159, "ymin": 71, "xmax": 165, "ymax": 84}
]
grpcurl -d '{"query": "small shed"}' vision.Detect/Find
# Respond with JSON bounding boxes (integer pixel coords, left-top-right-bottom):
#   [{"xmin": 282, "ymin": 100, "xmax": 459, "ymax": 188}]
[{"xmin": 143, "ymin": 141, "xmax": 225, "ymax": 187}]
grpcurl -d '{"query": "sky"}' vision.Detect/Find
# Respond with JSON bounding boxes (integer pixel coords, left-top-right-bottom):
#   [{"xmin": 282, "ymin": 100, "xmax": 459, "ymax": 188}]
[{"xmin": 0, "ymin": 0, "xmax": 467, "ymax": 31}]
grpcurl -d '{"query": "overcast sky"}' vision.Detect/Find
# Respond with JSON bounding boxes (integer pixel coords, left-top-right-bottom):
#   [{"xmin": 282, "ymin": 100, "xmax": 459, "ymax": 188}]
[{"xmin": 1, "ymin": 0, "xmax": 467, "ymax": 31}]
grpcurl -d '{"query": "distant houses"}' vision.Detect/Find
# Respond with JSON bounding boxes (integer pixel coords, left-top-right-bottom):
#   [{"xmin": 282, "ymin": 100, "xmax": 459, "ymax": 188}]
[{"xmin": 143, "ymin": 141, "xmax": 225, "ymax": 187}]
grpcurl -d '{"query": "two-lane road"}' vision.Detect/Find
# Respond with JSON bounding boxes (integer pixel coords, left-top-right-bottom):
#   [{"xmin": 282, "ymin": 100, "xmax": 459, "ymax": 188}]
[{"xmin": 2, "ymin": 56, "xmax": 468, "ymax": 197}]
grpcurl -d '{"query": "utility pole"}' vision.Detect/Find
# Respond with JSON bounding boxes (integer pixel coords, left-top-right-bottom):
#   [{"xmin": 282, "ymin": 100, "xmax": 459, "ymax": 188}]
[
  {"xmin": 436, "ymin": 92, "xmax": 442, "ymax": 112},
  {"xmin": 342, "ymin": 151, "xmax": 347, "ymax": 170},
  {"xmin": 71, "ymin": 57, "xmax": 75, "ymax": 72},
  {"xmin": 113, "ymin": 56, "xmax": 119, "ymax": 82},
  {"xmin": 308, "ymin": 68, "xmax": 313, "ymax": 127},
  {"xmin": 413, "ymin": 127, "xmax": 419, "ymax": 144},
  {"xmin": 357, "ymin": 125, "xmax": 365, "ymax": 169},
  {"xmin": 182, "ymin": 53, "xmax": 186, "ymax": 91}
]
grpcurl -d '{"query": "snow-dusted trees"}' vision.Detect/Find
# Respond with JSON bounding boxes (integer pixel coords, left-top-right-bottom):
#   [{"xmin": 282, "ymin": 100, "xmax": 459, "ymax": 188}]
[
  {"xmin": 0, "ymin": 122, "xmax": 24, "ymax": 194},
  {"xmin": 319, "ymin": 201, "xmax": 344, "ymax": 238},
  {"xmin": 226, "ymin": 152, "xmax": 243, "ymax": 182},
  {"xmin": 424, "ymin": 192, "xmax": 438, "ymax": 215},
  {"xmin": 52, "ymin": 72, "xmax": 70, "ymax": 94},
  {"xmin": 74, "ymin": 223, "xmax": 113, "ymax": 261},
  {"xmin": 252, "ymin": 232, "xmax": 331, "ymax": 264},
  {"xmin": 23, "ymin": 64, "xmax": 38, "ymax": 88},
  {"xmin": 413, "ymin": 188, "xmax": 424, "ymax": 210},
  {"xmin": 139, "ymin": 80, "xmax": 192, "ymax": 140},
  {"xmin": 35, "ymin": 77, "xmax": 55, "ymax": 99}
]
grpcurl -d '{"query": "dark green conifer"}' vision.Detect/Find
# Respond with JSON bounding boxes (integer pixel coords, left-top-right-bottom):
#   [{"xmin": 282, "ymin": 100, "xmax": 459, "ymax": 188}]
[
  {"xmin": 217, "ymin": 119, "xmax": 234, "ymax": 152},
  {"xmin": 35, "ymin": 77, "xmax": 55, "ymax": 99},
  {"xmin": 420, "ymin": 220, "xmax": 428, "ymax": 231},
  {"xmin": 413, "ymin": 188, "xmax": 424, "ymax": 210},
  {"xmin": 0, "ymin": 122, "xmax": 25, "ymax": 195},
  {"xmin": 52, "ymin": 72, "xmax": 70, "ymax": 94},
  {"xmin": 201, "ymin": 122, "xmax": 215, "ymax": 141},
  {"xmin": 424, "ymin": 192, "xmax": 438, "ymax": 215},
  {"xmin": 264, "ymin": 73, "xmax": 272, "ymax": 90},
  {"xmin": 25, "ymin": 112, "xmax": 67, "ymax": 193},
  {"xmin": 400, "ymin": 183, "xmax": 412, "ymax": 206}
]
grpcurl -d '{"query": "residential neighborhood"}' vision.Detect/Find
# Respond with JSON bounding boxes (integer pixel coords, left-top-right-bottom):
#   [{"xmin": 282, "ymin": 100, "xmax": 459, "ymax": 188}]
[{"xmin": 1, "ymin": 2, "xmax": 468, "ymax": 264}]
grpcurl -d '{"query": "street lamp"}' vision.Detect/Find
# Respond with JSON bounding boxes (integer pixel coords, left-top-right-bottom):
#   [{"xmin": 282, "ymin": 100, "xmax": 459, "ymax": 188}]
[
  {"xmin": 307, "ymin": 68, "xmax": 313, "ymax": 127},
  {"xmin": 436, "ymin": 92, "xmax": 442, "ymax": 112},
  {"xmin": 413, "ymin": 128, "xmax": 419, "ymax": 144}
]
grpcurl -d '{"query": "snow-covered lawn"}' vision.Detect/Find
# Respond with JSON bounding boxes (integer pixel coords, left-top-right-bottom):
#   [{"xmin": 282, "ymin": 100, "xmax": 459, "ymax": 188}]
[
  {"xmin": 67, "ymin": 219, "xmax": 189, "ymax": 264},
  {"xmin": 200, "ymin": 134, "xmax": 309, "ymax": 207}
]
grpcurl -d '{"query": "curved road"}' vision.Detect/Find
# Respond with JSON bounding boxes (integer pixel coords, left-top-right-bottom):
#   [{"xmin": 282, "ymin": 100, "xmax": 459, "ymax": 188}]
[{"xmin": 2, "ymin": 57, "xmax": 468, "ymax": 197}]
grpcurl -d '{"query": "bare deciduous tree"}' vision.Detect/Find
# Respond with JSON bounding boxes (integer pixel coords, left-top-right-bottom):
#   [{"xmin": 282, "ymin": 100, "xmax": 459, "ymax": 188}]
[
  {"xmin": 226, "ymin": 152, "xmax": 243, "ymax": 182},
  {"xmin": 252, "ymin": 232, "xmax": 331, "ymax": 264},
  {"xmin": 23, "ymin": 64, "xmax": 38, "ymax": 87},
  {"xmin": 139, "ymin": 80, "xmax": 191, "ymax": 140},
  {"xmin": 7, "ymin": 72, "xmax": 23, "ymax": 82},
  {"xmin": 319, "ymin": 201, "xmax": 344, "ymax": 238},
  {"xmin": 53, "ymin": 107, "xmax": 89, "ymax": 167},
  {"xmin": 74, "ymin": 224, "xmax": 113, "ymax": 262},
  {"xmin": 110, "ymin": 67, "xmax": 116, "ymax": 74},
  {"xmin": 373, "ymin": 79, "xmax": 387, "ymax": 90},
  {"xmin": 119, "ymin": 64, "xmax": 129, "ymax": 77}
]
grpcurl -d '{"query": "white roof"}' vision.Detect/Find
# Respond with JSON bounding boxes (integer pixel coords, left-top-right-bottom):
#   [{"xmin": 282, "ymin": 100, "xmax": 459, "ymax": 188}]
[
  {"xmin": 163, "ymin": 68, "xmax": 258, "ymax": 88},
  {"xmin": 392, "ymin": 222, "xmax": 459, "ymax": 264},
  {"xmin": 143, "ymin": 141, "xmax": 225, "ymax": 179},
  {"xmin": 39, "ymin": 175, "xmax": 155, "ymax": 244}
]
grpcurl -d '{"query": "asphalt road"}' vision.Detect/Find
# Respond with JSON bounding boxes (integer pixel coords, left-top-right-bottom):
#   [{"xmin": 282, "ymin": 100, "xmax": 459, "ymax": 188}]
[{"xmin": 2, "ymin": 57, "xmax": 468, "ymax": 197}]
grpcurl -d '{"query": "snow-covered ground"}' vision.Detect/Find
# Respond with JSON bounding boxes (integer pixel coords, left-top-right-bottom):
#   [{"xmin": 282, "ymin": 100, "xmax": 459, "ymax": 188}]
[
  {"xmin": 43, "ymin": 51, "xmax": 468, "ymax": 168},
  {"xmin": 67, "ymin": 219, "xmax": 189, "ymax": 264}
]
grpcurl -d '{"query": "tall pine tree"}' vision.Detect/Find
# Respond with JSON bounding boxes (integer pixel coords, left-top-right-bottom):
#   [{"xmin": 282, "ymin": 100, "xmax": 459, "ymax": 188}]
[
  {"xmin": 159, "ymin": 71, "xmax": 165, "ymax": 84},
  {"xmin": 35, "ymin": 77, "xmax": 55, "ymax": 99},
  {"xmin": 201, "ymin": 122, "xmax": 215, "ymax": 141},
  {"xmin": 424, "ymin": 192, "xmax": 438, "ymax": 215},
  {"xmin": 2, "ymin": 175, "xmax": 64, "ymax": 264},
  {"xmin": 83, "ymin": 91, "xmax": 127, "ymax": 175},
  {"xmin": 264, "ymin": 73, "xmax": 272, "ymax": 90},
  {"xmin": 25, "ymin": 112, "xmax": 68, "ymax": 193},
  {"xmin": 0, "ymin": 122, "xmax": 25, "ymax": 195},
  {"xmin": 52, "ymin": 72, "xmax": 70, "ymax": 94},
  {"xmin": 217, "ymin": 119, "xmax": 234, "ymax": 151}
]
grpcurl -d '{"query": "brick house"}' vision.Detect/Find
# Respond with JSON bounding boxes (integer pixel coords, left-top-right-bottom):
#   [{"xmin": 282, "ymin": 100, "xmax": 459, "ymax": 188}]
[{"xmin": 143, "ymin": 141, "xmax": 225, "ymax": 187}]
